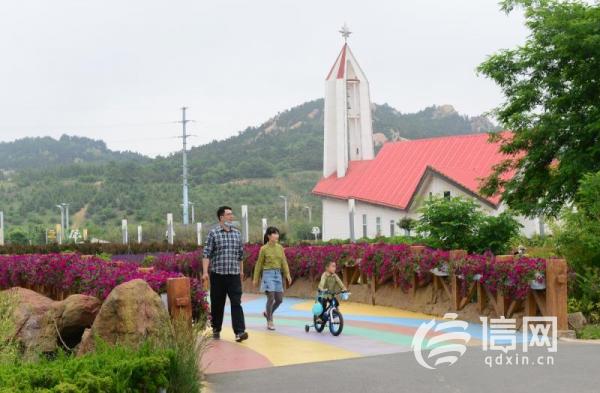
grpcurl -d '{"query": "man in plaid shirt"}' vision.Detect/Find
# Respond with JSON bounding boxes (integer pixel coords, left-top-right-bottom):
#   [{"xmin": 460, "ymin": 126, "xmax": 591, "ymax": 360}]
[{"xmin": 202, "ymin": 206, "xmax": 248, "ymax": 342}]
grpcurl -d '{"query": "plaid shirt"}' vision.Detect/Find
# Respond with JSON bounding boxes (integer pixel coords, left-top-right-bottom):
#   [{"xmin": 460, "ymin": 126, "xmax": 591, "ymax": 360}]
[{"xmin": 203, "ymin": 225, "xmax": 244, "ymax": 275}]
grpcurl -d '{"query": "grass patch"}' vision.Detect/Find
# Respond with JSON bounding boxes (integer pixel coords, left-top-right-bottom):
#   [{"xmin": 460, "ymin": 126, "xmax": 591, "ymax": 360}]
[{"xmin": 577, "ymin": 324, "xmax": 600, "ymax": 340}]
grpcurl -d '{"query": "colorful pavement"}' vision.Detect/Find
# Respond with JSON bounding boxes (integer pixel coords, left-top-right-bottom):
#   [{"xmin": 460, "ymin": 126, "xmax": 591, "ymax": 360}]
[{"xmin": 202, "ymin": 293, "xmax": 494, "ymax": 374}]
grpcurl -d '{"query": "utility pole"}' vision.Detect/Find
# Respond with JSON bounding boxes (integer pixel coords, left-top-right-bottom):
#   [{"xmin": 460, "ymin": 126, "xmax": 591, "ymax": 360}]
[
  {"xmin": 64, "ymin": 203, "xmax": 70, "ymax": 234},
  {"xmin": 180, "ymin": 107, "xmax": 191, "ymax": 225},
  {"xmin": 279, "ymin": 195, "xmax": 288, "ymax": 224},
  {"xmin": 190, "ymin": 202, "xmax": 195, "ymax": 224}
]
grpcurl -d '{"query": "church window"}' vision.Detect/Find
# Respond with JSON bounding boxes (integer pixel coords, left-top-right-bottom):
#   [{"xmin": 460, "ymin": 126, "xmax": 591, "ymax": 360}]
[
  {"xmin": 390, "ymin": 220, "xmax": 395, "ymax": 237},
  {"xmin": 444, "ymin": 191, "xmax": 451, "ymax": 200},
  {"xmin": 376, "ymin": 217, "xmax": 382, "ymax": 236},
  {"xmin": 362, "ymin": 214, "xmax": 367, "ymax": 238}
]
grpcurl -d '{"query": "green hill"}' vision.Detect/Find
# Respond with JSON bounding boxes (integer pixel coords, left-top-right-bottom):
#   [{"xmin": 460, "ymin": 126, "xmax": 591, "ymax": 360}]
[
  {"xmin": 0, "ymin": 135, "xmax": 147, "ymax": 172},
  {"xmin": 0, "ymin": 99, "xmax": 499, "ymax": 244}
]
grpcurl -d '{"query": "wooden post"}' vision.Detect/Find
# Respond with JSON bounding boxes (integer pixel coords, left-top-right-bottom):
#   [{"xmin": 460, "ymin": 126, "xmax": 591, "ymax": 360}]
[
  {"xmin": 449, "ymin": 249, "xmax": 467, "ymax": 310},
  {"xmin": 166, "ymin": 277, "xmax": 192, "ymax": 324},
  {"xmin": 545, "ymin": 258, "xmax": 569, "ymax": 332},
  {"xmin": 450, "ymin": 274, "xmax": 461, "ymax": 310},
  {"xmin": 496, "ymin": 291, "xmax": 508, "ymax": 316},
  {"xmin": 409, "ymin": 246, "xmax": 425, "ymax": 298},
  {"xmin": 409, "ymin": 273, "xmax": 417, "ymax": 298},
  {"xmin": 449, "ymin": 249, "xmax": 467, "ymax": 261},
  {"xmin": 477, "ymin": 281, "xmax": 486, "ymax": 313},
  {"xmin": 524, "ymin": 291, "xmax": 537, "ymax": 317}
]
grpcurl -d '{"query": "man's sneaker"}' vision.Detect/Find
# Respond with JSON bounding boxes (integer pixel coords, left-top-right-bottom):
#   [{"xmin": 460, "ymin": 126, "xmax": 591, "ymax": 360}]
[
  {"xmin": 235, "ymin": 332, "xmax": 249, "ymax": 342},
  {"xmin": 212, "ymin": 330, "xmax": 220, "ymax": 340}
]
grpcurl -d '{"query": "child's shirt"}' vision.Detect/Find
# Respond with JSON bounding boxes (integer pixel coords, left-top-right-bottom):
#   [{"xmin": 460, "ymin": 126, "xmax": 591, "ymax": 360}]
[
  {"xmin": 253, "ymin": 242, "xmax": 291, "ymax": 283},
  {"xmin": 318, "ymin": 271, "xmax": 346, "ymax": 296}
]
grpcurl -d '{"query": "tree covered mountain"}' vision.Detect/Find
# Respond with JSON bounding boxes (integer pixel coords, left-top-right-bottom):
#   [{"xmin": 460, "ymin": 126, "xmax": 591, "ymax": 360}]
[
  {"xmin": 0, "ymin": 99, "xmax": 499, "ymax": 243},
  {"xmin": 0, "ymin": 135, "xmax": 147, "ymax": 172}
]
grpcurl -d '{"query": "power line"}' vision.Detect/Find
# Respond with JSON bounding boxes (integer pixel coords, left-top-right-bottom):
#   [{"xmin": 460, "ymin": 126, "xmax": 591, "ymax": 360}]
[{"xmin": 0, "ymin": 121, "xmax": 179, "ymax": 129}]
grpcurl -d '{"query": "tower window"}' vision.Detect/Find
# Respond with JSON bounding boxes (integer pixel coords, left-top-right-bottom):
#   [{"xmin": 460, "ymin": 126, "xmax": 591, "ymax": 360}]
[{"xmin": 356, "ymin": 148, "xmax": 359, "ymax": 155}]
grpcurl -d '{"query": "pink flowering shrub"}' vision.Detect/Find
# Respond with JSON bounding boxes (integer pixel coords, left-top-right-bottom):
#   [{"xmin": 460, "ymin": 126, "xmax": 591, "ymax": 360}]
[{"xmin": 0, "ymin": 253, "xmax": 209, "ymax": 324}]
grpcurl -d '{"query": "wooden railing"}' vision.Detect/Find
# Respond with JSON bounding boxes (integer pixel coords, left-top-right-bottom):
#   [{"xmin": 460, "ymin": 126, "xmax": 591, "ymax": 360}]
[{"xmin": 341, "ymin": 246, "xmax": 569, "ymax": 333}]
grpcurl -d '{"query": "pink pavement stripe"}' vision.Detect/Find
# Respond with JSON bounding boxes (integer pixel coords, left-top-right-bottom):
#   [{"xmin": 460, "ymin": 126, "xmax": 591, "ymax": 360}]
[
  {"xmin": 259, "ymin": 323, "xmax": 411, "ymax": 356},
  {"xmin": 202, "ymin": 339, "xmax": 273, "ymax": 374}
]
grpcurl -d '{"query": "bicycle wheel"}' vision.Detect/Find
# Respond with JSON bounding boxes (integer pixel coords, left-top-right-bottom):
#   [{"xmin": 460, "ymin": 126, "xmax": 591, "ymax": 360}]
[
  {"xmin": 329, "ymin": 308, "xmax": 344, "ymax": 336},
  {"xmin": 313, "ymin": 315, "xmax": 326, "ymax": 333}
]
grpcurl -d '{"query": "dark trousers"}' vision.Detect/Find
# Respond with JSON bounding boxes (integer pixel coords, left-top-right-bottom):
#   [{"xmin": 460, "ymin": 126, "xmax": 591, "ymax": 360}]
[{"xmin": 210, "ymin": 272, "xmax": 246, "ymax": 334}]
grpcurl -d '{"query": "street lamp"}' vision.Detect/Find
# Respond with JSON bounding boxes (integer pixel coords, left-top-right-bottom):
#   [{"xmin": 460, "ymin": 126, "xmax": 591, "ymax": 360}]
[
  {"xmin": 279, "ymin": 195, "xmax": 288, "ymax": 224},
  {"xmin": 304, "ymin": 206, "xmax": 312, "ymax": 223}
]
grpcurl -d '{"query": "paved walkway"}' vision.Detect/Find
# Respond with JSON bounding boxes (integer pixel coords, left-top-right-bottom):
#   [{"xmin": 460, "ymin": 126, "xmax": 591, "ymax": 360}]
[
  {"xmin": 207, "ymin": 343, "xmax": 600, "ymax": 393},
  {"xmin": 202, "ymin": 293, "xmax": 489, "ymax": 374}
]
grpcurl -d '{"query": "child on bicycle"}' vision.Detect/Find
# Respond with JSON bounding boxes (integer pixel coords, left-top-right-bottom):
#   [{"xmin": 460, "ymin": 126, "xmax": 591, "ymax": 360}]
[{"xmin": 316, "ymin": 261, "xmax": 347, "ymax": 321}]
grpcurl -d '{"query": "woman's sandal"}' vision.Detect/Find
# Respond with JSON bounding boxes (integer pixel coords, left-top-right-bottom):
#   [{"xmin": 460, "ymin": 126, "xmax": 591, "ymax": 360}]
[{"xmin": 267, "ymin": 321, "xmax": 275, "ymax": 331}]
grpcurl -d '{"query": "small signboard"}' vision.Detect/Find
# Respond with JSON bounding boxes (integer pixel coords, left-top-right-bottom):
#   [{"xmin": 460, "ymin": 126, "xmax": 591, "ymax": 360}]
[{"xmin": 311, "ymin": 226, "xmax": 321, "ymax": 240}]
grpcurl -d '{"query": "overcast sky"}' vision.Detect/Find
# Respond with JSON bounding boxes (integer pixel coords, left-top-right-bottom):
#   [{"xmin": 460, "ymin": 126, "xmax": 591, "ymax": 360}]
[{"xmin": 0, "ymin": 0, "xmax": 527, "ymax": 157}]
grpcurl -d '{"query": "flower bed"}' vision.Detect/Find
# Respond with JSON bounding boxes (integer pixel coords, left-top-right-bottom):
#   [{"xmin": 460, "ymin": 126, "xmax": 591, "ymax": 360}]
[
  {"xmin": 0, "ymin": 253, "xmax": 209, "ymax": 323},
  {"xmin": 0, "ymin": 243, "xmax": 550, "ymax": 324}
]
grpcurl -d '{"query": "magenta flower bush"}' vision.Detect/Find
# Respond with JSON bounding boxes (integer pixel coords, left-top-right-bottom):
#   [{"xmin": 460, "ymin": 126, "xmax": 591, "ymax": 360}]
[
  {"xmin": 0, "ymin": 243, "xmax": 550, "ymax": 322},
  {"xmin": 0, "ymin": 253, "xmax": 209, "ymax": 323}
]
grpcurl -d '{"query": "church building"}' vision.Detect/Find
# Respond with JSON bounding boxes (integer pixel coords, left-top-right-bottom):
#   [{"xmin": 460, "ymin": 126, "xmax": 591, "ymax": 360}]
[{"xmin": 312, "ymin": 26, "xmax": 543, "ymax": 241}]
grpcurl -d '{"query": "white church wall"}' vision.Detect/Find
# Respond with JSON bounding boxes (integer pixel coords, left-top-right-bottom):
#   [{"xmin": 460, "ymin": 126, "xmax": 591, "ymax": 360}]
[{"xmin": 321, "ymin": 174, "xmax": 546, "ymax": 241}]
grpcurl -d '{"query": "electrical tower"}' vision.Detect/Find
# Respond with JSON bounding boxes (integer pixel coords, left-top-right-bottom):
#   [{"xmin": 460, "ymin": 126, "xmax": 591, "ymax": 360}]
[{"xmin": 180, "ymin": 107, "xmax": 191, "ymax": 225}]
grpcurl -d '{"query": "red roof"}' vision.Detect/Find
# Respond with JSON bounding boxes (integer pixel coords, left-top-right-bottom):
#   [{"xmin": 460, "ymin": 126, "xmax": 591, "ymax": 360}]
[
  {"xmin": 313, "ymin": 133, "xmax": 512, "ymax": 209},
  {"xmin": 326, "ymin": 44, "xmax": 347, "ymax": 80}
]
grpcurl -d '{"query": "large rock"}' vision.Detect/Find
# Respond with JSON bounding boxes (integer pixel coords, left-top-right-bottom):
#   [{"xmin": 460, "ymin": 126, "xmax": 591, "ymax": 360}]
[
  {"xmin": 568, "ymin": 311, "xmax": 587, "ymax": 331},
  {"xmin": 78, "ymin": 279, "xmax": 173, "ymax": 355},
  {"xmin": 4, "ymin": 288, "xmax": 101, "ymax": 357},
  {"xmin": 51, "ymin": 294, "xmax": 102, "ymax": 349}
]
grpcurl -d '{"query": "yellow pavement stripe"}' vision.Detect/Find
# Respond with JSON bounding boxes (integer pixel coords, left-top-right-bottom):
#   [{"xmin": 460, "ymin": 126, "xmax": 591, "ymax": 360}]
[
  {"xmin": 292, "ymin": 300, "xmax": 436, "ymax": 320},
  {"xmin": 220, "ymin": 329, "xmax": 359, "ymax": 366}
]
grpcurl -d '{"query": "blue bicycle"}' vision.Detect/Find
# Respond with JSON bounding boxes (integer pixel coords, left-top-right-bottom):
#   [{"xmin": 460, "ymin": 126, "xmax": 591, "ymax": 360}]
[{"xmin": 304, "ymin": 290, "xmax": 350, "ymax": 336}]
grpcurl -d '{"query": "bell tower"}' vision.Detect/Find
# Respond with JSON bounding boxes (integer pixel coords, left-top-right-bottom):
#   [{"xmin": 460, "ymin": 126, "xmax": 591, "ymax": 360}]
[{"xmin": 323, "ymin": 24, "xmax": 374, "ymax": 178}]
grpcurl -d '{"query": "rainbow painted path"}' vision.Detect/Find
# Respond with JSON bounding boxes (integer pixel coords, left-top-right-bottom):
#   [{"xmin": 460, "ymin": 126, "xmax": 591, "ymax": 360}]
[{"xmin": 202, "ymin": 294, "xmax": 490, "ymax": 374}]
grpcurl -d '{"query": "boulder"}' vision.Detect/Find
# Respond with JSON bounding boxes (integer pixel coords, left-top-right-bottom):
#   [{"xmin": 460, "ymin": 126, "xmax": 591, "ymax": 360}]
[
  {"xmin": 52, "ymin": 294, "xmax": 102, "ymax": 349},
  {"xmin": 4, "ymin": 288, "xmax": 101, "ymax": 356},
  {"xmin": 7, "ymin": 287, "xmax": 57, "ymax": 355},
  {"xmin": 78, "ymin": 279, "xmax": 173, "ymax": 355},
  {"xmin": 568, "ymin": 311, "xmax": 587, "ymax": 331}
]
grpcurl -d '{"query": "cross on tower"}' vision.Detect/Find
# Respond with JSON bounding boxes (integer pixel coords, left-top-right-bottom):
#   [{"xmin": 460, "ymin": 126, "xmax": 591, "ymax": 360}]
[{"xmin": 339, "ymin": 23, "xmax": 352, "ymax": 42}]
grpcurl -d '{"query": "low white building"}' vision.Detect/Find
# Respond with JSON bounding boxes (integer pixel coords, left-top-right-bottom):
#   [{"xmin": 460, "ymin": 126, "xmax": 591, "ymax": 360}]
[{"xmin": 313, "ymin": 27, "xmax": 544, "ymax": 241}]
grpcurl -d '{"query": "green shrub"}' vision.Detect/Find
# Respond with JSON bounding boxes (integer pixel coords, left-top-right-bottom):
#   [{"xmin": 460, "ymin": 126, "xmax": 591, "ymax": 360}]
[
  {"xmin": 578, "ymin": 325, "xmax": 600, "ymax": 340},
  {"xmin": 555, "ymin": 171, "xmax": 600, "ymax": 272},
  {"xmin": 0, "ymin": 289, "xmax": 18, "ymax": 365},
  {"xmin": 416, "ymin": 196, "xmax": 521, "ymax": 253},
  {"xmin": 0, "ymin": 342, "xmax": 172, "ymax": 392},
  {"xmin": 397, "ymin": 217, "xmax": 416, "ymax": 236},
  {"xmin": 471, "ymin": 212, "xmax": 522, "ymax": 255},
  {"xmin": 142, "ymin": 255, "xmax": 156, "ymax": 268}
]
